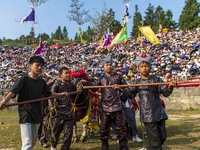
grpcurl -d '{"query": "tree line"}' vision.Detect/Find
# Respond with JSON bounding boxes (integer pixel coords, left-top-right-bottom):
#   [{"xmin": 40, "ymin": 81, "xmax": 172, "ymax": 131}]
[{"xmin": 0, "ymin": 0, "xmax": 199, "ymax": 46}]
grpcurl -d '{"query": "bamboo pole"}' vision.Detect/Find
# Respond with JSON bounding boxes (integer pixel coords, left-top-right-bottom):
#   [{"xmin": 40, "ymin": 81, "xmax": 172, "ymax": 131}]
[
  {"xmin": 5, "ymin": 90, "xmax": 81, "ymax": 108},
  {"xmin": 82, "ymin": 80, "xmax": 200, "ymax": 89}
]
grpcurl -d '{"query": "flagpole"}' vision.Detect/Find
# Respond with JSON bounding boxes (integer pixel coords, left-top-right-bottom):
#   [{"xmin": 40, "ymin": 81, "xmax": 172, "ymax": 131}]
[
  {"xmin": 82, "ymin": 80, "xmax": 200, "ymax": 89},
  {"xmin": 5, "ymin": 91, "xmax": 81, "ymax": 108}
]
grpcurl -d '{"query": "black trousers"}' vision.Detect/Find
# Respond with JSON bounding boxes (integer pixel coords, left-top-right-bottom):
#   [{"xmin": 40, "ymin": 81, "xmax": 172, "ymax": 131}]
[
  {"xmin": 51, "ymin": 118, "xmax": 74, "ymax": 150},
  {"xmin": 100, "ymin": 110, "xmax": 129, "ymax": 150},
  {"xmin": 38, "ymin": 116, "xmax": 48, "ymax": 143},
  {"xmin": 144, "ymin": 120, "xmax": 166, "ymax": 150}
]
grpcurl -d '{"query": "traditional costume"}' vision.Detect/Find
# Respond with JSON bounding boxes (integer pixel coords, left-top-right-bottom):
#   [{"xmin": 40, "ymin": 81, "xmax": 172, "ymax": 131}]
[
  {"xmin": 132, "ymin": 53, "xmax": 173, "ymax": 150},
  {"xmin": 90, "ymin": 56, "xmax": 129, "ymax": 150},
  {"xmin": 50, "ymin": 78, "xmax": 76, "ymax": 150}
]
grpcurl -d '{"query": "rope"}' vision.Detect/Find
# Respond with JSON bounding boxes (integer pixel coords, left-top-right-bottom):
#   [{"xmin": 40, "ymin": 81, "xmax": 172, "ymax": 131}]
[
  {"xmin": 73, "ymin": 92, "xmax": 90, "ymax": 106},
  {"xmin": 43, "ymin": 91, "xmax": 90, "ymax": 142},
  {"xmin": 44, "ymin": 105, "xmax": 57, "ymax": 142}
]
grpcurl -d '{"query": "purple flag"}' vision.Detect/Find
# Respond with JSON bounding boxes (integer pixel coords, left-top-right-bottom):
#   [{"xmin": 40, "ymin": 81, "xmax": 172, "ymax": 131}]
[
  {"xmin": 102, "ymin": 34, "xmax": 111, "ymax": 47},
  {"xmin": 34, "ymin": 42, "xmax": 46, "ymax": 55},
  {"xmin": 194, "ymin": 43, "xmax": 200, "ymax": 49},
  {"xmin": 21, "ymin": 7, "xmax": 35, "ymax": 23}
]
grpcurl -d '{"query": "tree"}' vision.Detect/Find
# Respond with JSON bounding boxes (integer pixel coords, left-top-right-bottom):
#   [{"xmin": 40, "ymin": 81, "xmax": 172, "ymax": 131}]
[
  {"xmin": 68, "ymin": 0, "xmax": 89, "ymax": 42},
  {"xmin": 53, "ymin": 26, "xmax": 63, "ymax": 40},
  {"xmin": 144, "ymin": 3, "xmax": 156, "ymax": 30},
  {"xmin": 29, "ymin": 27, "xmax": 35, "ymax": 44},
  {"xmin": 84, "ymin": 26, "xmax": 95, "ymax": 42},
  {"xmin": 74, "ymin": 32, "xmax": 80, "ymax": 42},
  {"xmin": 179, "ymin": 0, "xmax": 200, "ymax": 29},
  {"xmin": 19, "ymin": 35, "xmax": 26, "ymax": 44},
  {"xmin": 63, "ymin": 26, "xmax": 69, "ymax": 40},
  {"xmin": 131, "ymin": 4, "xmax": 143, "ymax": 37},
  {"xmin": 88, "ymin": 4, "xmax": 121, "ymax": 37},
  {"xmin": 154, "ymin": 5, "xmax": 165, "ymax": 31},
  {"xmin": 68, "ymin": 0, "xmax": 89, "ymax": 26},
  {"xmin": 37, "ymin": 33, "xmax": 50, "ymax": 41},
  {"xmin": 2, "ymin": 37, "xmax": 6, "ymax": 42},
  {"xmin": 154, "ymin": 6, "xmax": 177, "ymax": 31},
  {"xmin": 29, "ymin": 27, "xmax": 35, "ymax": 38},
  {"xmin": 0, "ymin": 38, "xmax": 2, "ymax": 45},
  {"xmin": 163, "ymin": 10, "xmax": 177, "ymax": 29},
  {"xmin": 106, "ymin": 9, "xmax": 121, "ymax": 35},
  {"xmin": 27, "ymin": 0, "xmax": 49, "ymax": 7}
]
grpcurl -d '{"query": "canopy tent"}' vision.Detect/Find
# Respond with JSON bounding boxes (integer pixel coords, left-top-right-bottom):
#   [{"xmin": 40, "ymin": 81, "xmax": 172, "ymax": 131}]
[{"xmin": 49, "ymin": 43, "xmax": 62, "ymax": 49}]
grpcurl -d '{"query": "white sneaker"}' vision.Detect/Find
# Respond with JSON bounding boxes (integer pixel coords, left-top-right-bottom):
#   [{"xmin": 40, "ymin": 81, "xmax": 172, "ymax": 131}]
[
  {"xmin": 112, "ymin": 134, "xmax": 117, "ymax": 140},
  {"xmin": 51, "ymin": 147, "xmax": 57, "ymax": 150},
  {"xmin": 132, "ymin": 135, "xmax": 143, "ymax": 143}
]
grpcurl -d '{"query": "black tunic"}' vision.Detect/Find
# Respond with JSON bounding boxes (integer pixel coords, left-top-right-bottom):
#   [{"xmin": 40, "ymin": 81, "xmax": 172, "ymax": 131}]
[
  {"xmin": 132, "ymin": 75, "xmax": 173, "ymax": 123},
  {"xmin": 10, "ymin": 76, "xmax": 51, "ymax": 124},
  {"xmin": 50, "ymin": 80, "xmax": 76, "ymax": 120}
]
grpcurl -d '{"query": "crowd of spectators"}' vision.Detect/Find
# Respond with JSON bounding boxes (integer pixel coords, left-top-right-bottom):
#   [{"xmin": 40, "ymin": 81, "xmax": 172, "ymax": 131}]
[{"xmin": 0, "ymin": 28, "xmax": 200, "ymax": 92}]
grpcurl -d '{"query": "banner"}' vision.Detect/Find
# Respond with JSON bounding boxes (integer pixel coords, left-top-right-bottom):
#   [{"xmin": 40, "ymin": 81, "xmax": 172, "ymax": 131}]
[
  {"xmin": 136, "ymin": 32, "xmax": 141, "ymax": 43},
  {"xmin": 139, "ymin": 26, "xmax": 161, "ymax": 45},
  {"xmin": 110, "ymin": 17, "xmax": 128, "ymax": 47},
  {"xmin": 78, "ymin": 26, "xmax": 87, "ymax": 44}
]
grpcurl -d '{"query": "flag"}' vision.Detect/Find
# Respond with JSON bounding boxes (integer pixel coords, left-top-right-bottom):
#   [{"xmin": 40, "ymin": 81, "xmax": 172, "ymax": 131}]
[
  {"xmin": 110, "ymin": 17, "xmax": 128, "ymax": 47},
  {"xmin": 96, "ymin": 33, "xmax": 111, "ymax": 51},
  {"xmin": 124, "ymin": 3, "xmax": 131, "ymax": 21},
  {"xmin": 78, "ymin": 26, "xmax": 87, "ymax": 44},
  {"xmin": 34, "ymin": 42, "xmax": 46, "ymax": 56},
  {"xmin": 21, "ymin": 7, "xmax": 35, "ymax": 23},
  {"xmin": 137, "ymin": 32, "xmax": 141, "ymax": 43},
  {"xmin": 162, "ymin": 28, "xmax": 168, "ymax": 33},
  {"xmin": 139, "ymin": 26, "xmax": 161, "ymax": 45},
  {"xmin": 103, "ymin": 34, "xmax": 111, "ymax": 47}
]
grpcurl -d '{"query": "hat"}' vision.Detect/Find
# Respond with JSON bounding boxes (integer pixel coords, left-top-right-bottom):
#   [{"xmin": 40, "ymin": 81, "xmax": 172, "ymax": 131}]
[
  {"xmin": 99, "ymin": 56, "xmax": 112, "ymax": 66},
  {"xmin": 135, "ymin": 53, "xmax": 152, "ymax": 66}
]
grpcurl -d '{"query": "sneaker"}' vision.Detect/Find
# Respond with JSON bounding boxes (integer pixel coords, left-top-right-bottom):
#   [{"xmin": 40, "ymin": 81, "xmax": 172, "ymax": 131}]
[
  {"xmin": 139, "ymin": 148, "xmax": 147, "ymax": 150},
  {"xmin": 51, "ymin": 147, "xmax": 57, "ymax": 150},
  {"xmin": 132, "ymin": 135, "xmax": 142, "ymax": 143},
  {"xmin": 112, "ymin": 134, "xmax": 117, "ymax": 140}
]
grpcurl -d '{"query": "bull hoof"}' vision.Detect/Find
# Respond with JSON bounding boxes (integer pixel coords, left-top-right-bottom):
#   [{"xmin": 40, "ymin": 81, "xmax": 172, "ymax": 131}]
[
  {"xmin": 80, "ymin": 135, "xmax": 87, "ymax": 142},
  {"xmin": 72, "ymin": 137, "xmax": 78, "ymax": 143}
]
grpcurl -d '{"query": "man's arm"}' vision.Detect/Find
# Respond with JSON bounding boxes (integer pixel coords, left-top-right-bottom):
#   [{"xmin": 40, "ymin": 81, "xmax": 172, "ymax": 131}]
[{"xmin": 0, "ymin": 92, "xmax": 16, "ymax": 109}]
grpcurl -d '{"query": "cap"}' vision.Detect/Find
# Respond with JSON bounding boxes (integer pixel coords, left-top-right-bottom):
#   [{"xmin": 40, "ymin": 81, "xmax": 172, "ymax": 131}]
[
  {"xmin": 135, "ymin": 53, "xmax": 152, "ymax": 66},
  {"xmin": 99, "ymin": 56, "xmax": 112, "ymax": 66}
]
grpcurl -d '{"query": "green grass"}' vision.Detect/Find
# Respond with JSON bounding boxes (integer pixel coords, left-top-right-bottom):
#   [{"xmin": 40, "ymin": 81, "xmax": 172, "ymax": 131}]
[{"xmin": 1, "ymin": 110, "xmax": 200, "ymax": 150}]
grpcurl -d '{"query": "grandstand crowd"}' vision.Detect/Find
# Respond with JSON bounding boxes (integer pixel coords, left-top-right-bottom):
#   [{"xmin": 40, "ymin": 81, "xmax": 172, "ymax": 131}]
[{"xmin": 0, "ymin": 28, "xmax": 200, "ymax": 91}]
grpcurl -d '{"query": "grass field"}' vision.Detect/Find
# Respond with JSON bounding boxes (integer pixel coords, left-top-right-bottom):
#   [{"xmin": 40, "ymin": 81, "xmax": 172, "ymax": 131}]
[{"xmin": 0, "ymin": 110, "xmax": 200, "ymax": 150}]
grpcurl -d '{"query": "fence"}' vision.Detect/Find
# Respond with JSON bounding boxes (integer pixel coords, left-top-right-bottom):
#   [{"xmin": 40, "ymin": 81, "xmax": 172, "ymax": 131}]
[{"xmin": 162, "ymin": 86, "xmax": 200, "ymax": 110}]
